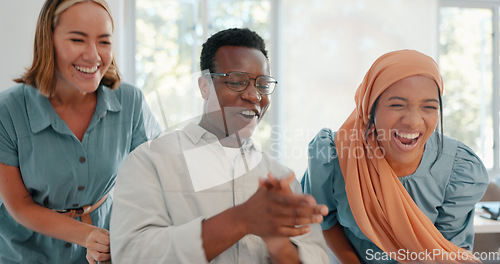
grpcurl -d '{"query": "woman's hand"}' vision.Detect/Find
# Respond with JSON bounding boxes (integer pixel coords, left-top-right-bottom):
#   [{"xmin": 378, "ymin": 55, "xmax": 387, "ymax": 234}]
[{"xmin": 85, "ymin": 227, "xmax": 111, "ymax": 264}]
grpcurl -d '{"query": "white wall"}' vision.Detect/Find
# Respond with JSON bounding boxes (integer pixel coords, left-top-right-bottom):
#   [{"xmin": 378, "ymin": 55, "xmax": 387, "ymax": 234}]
[
  {"xmin": 0, "ymin": 1, "xmax": 44, "ymax": 90},
  {"xmin": 280, "ymin": 0, "xmax": 439, "ymax": 175},
  {"xmin": 0, "ymin": 0, "xmax": 127, "ymax": 91}
]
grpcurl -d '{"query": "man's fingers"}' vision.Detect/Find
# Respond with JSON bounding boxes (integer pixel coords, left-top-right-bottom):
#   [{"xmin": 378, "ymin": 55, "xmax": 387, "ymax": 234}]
[
  {"xmin": 258, "ymin": 177, "xmax": 268, "ymax": 188},
  {"xmin": 318, "ymin": 204, "xmax": 328, "ymax": 216},
  {"xmin": 271, "ymin": 192, "xmax": 317, "ymax": 207},
  {"xmin": 278, "ymin": 214, "xmax": 324, "ymax": 226},
  {"xmin": 262, "ymin": 172, "xmax": 295, "ymax": 193},
  {"xmin": 266, "ymin": 173, "xmax": 280, "ymax": 186},
  {"xmin": 265, "ymin": 198, "xmax": 326, "ymax": 223},
  {"xmin": 277, "ymin": 172, "xmax": 294, "ymax": 193},
  {"xmin": 282, "ymin": 172, "xmax": 295, "ymax": 185},
  {"xmin": 276, "ymin": 225, "xmax": 312, "ymax": 237}
]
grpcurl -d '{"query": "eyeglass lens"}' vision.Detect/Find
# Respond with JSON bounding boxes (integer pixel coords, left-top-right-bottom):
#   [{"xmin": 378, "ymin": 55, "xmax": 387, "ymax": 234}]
[{"xmin": 226, "ymin": 72, "xmax": 276, "ymax": 94}]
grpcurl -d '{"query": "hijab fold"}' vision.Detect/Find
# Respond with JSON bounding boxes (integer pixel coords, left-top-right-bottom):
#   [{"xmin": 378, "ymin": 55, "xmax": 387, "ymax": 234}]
[{"xmin": 335, "ymin": 50, "xmax": 479, "ymax": 263}]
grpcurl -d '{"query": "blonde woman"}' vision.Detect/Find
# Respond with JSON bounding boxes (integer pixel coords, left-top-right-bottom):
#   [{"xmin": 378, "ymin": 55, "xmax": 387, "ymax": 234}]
[{"xmin": 0, "ymin": 1, "xmax": 161, "ymax": 263}]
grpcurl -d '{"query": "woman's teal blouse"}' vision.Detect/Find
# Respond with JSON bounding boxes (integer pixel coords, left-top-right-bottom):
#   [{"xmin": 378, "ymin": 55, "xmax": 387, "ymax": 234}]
[
  {"xmin": 302, "ymin": 128, "xmax": 489, "ymax": 263},
  {"xmin": 0, "ymin": 83, "xmax": 162, "ymax": 264}
]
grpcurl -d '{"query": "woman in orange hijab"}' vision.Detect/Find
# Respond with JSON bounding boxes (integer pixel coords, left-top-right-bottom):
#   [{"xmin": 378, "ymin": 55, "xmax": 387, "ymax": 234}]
[{"xmin": 302, "ymin": 50, "xmax": 489, "ymax": 263}]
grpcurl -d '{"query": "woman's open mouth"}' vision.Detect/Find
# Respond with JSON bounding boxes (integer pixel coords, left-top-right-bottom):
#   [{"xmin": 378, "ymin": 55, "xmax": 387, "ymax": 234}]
[{"xmin": 394, "ymin": 131, "xmax": 421, "ymax": 150}]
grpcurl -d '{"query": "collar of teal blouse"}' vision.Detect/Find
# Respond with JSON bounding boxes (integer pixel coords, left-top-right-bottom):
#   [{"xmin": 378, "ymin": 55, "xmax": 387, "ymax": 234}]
[{"xmin": 25, "ymin": 84, "xmax": 122, "ymax": 134}]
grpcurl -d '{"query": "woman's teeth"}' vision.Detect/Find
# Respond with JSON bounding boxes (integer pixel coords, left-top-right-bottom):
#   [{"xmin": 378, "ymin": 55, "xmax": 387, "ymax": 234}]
[
  {"xmin": 397, "ymin": 132, "xmax": 419, "ymax": 140},
  {"xmin": 395, "ymin": 132, "xmax": 419, "ymax": 145},
  {"xmin": 74, "ymin": 65, "xmax": 99, "ymax": 74}
]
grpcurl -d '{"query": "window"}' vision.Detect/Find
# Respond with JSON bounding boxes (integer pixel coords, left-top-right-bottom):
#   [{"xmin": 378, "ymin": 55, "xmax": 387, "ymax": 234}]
[
  {"xmin": 439, "ymin": 0, "xmax": 500, "ymax": 177},
  {"xmin": 278, "ymin": 0, "xmax": 438, "ymax": 176},
  {"xmin": 135, "ymin": 0, "xmax": 274, "ymax": 132},
  {"xmin": 130, "ymin": 0, "xmax": 454, "ymax": 177}
]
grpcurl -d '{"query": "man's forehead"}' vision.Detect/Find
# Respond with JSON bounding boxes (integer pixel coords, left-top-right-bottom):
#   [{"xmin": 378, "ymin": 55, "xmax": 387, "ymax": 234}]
[{"xmin": 213, "ymin": 46, "xmax": 269, "ymax": 73}]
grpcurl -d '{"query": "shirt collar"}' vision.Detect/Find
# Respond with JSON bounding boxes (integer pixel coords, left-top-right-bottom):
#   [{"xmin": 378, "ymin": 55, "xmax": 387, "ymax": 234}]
[
  {"xmin": 93, "ymin": 84, "xmax": 122, "ymax": 119},
  {"xmin": 26, "ymin": 84, "xmax": 122, "ymax": 134},
  {"xmin": 184, "ymin": 122, "xmax": 261, "ymax": 152},
  {"xmin": 25, "ymin": 85, "xmax": 52, "ymax": 134}
]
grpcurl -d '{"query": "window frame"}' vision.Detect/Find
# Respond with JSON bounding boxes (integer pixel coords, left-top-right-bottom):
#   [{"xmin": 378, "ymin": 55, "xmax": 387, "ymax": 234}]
[
  {"xmin": 121, "ymin": 0, "xmax": 499, "ymax": 177},
  {"xmin": 122, "ymin": 0, "xmax": 286, "ymax": 160},
  {"xmin": 440, "ymin": 0, "xmax": 500, "ymax": 177}
]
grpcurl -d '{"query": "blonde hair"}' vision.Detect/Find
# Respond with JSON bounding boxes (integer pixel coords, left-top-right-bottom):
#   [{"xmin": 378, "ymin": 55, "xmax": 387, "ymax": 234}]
[{"xmin": 14, "ymin": 0, "xmax": 121, "ymax": 97}]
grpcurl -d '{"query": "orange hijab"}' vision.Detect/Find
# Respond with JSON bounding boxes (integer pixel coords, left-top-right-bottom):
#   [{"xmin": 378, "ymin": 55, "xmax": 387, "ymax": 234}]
[{"xmin": 335, "ymin": 50, "xmax": 479, "ymax": 263}]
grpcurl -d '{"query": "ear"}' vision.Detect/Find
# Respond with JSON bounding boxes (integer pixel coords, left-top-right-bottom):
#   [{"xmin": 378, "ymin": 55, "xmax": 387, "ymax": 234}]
[{"xmin": 198, "ymin": 76, "xmax": 210, "ymax": 100}]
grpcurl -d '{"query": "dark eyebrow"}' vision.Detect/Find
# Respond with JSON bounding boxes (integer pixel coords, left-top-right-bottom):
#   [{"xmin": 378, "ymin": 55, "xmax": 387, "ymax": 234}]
[
  {"xmin": 424, "ymin": 99, "xmax": 440, "ymax": 103},
  {"xmin": 387, "ymin": 96, "xmax": 408, "ymax": 102},
  {"xmin": 69, "ymin": 31, "xmax": 112, "ymax": 38},
  {"xmin": 388, "ymin": 96, "xmax": 439, "ymax": 103}
]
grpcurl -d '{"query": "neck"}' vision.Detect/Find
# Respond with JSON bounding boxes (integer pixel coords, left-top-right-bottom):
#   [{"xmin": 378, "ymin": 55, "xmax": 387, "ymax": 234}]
[
  {"xmin": 392, "ymin": 165, "xmax": 418, "ymax": 177},
  {"xmin": 219, "ymin": 136, "xmax": 244, "ymax": 148},
  {"xmin": 50, "ymin": 88, "xmax": 97, "ymax": 108},
  {"xmin": 198, "ymin": 118, "xmax": 247, "ymax": 148},
  {"xmin": 386, "ymin": 156, "xmax": 423, "ymax": 178}
]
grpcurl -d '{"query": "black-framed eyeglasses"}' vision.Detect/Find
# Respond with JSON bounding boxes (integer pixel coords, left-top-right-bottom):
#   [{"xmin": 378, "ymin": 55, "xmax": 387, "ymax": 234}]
[{"xmin": 210, "ymin": 71, "xmax": 277, "ymax": 95}]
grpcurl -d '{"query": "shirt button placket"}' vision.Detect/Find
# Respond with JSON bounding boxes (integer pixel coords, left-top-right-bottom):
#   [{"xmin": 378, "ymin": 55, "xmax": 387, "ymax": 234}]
[{"xmin": 77, "ymin": 156, "xmax": 87, "ymax": 205}]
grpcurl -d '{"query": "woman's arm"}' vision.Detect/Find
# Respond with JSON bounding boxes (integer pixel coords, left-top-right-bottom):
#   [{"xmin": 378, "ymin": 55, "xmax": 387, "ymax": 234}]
[
  {"xmin": 0, "ymin": 163, "xmax": 110, "ymax": 262},
  {"xmin": 323, "ymin": 223, "xmax": 360, "ymax": 264}
]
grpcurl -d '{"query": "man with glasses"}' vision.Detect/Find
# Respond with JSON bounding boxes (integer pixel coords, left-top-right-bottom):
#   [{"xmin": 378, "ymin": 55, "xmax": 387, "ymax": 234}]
[{"xmin": 110, "ymin": 28, "xmax": 328, "ymax": 263}]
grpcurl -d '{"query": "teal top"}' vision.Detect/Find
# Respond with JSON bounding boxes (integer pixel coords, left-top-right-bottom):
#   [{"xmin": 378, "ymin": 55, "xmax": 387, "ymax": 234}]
[
  {"xmin": 0, "ymin": 83, "xmax": 162, "ymax": 264},
  {"xmin": 302, "ymin": 128, "xmax": 489, "ymax": 263}
]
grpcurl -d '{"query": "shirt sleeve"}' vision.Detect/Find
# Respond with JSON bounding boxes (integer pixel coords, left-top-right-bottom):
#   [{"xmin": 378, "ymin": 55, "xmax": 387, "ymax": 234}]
[
  {"xmin": 0, "ymin": 115, "xmax": 18, "ymax": 167},
  {"xmin": 110, "ymin": 146, "xmax": 208, "ymax": 264},
  {"xmin": 301, "ymin": 128, "xmax": 339, "ymax": 230},
  {"xmin": 0, "ymin": 91, "xmax": 21, "ymax": 167},
  {"xmin": 434, "ymin": 142, "xmax": 489, "ymax": 250},
  {"xmin": 127, "ymin": 84, "xmax": 163, "ymax": 151},
  {"xmin": 288, "ymin": 176, "xmax": 329, "ymax": 263}
]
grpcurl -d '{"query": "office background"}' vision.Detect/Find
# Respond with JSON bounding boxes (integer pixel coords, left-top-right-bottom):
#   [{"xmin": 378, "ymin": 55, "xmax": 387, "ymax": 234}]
[{"xmin": 2, "ymin": 0, "xmax": 498, "ymax": 181}]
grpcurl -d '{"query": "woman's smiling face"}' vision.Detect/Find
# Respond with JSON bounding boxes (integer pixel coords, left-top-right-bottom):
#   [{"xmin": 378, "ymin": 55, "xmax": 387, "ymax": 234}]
[
  {"xmin": 52, "ymin": 1, "xmax": 113, "ymax": 95},
  {"xmin": 374, "ymin": 75, "xmax": 440, "ymax": 176}
]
